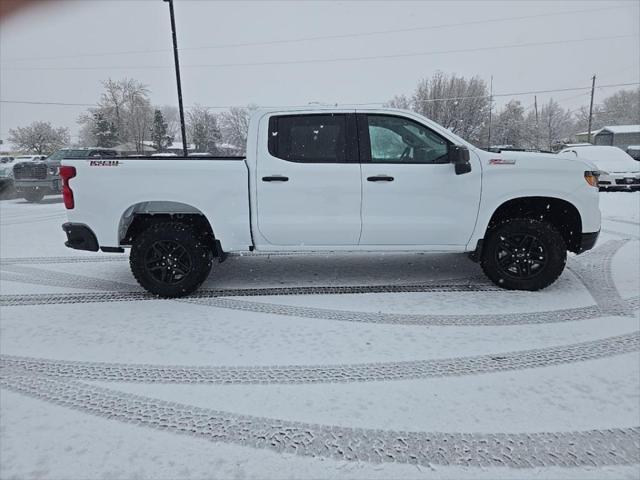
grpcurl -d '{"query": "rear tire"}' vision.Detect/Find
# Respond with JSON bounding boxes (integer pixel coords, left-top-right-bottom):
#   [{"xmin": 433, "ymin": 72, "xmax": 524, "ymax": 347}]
[
  {"xmin": 480, "ymin": 218, "xmax": 566, "ymax": 291},
  {"xmin": 130, "ymin": 222, "xmax": 213, "ymax": 297},
  {"xmin": 23, "ymin": 188, "xmax": 45, "ymax": 203}
]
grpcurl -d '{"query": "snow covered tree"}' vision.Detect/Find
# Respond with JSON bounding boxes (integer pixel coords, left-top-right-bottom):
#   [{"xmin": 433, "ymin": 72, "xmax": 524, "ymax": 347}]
[
  {"xmin": 92, "ymin": 111, "xmax": 118, "ymax": 147},
  {"xmin": 187, "ymin": 105, "xmax": 222, "ymax": 153},
  {"xmin": 492, "ymin": 100, "xmax": 532, "ymax": 148},
  {"xmin": 386, "ymin": 72, "xmax": 491, "ymax": 145},
  {"xmin": 385, "ymin": 94, "xmax": 412, "ymax": 110},
  {"xmin": 219, "ymin": 106, "xmax": 253, "ymax": 152},
  {"xmin": 8, "ymin": 121, "xmax": 70, "ymax": 154},
  {"xmin": 574, "ymin": 88, "xmax": 640, "ymax": 132},
  {"xmin": 540, "ymin": 99, "xmax": 574, "ymax": 150},
  {"xmin": 159, "ymin": 105, "xmax": 180, "ymax": 142},
  {"xmin": 77, "ymin": 78, "xmax": 153, "ymax": 151},
  {"xmin": 150, "ymin": 110, "xmax": 172, "ymax": 152}
]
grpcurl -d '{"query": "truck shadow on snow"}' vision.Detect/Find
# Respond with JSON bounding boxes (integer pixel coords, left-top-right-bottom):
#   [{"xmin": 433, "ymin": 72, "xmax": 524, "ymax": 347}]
[{"xmin": 202, "ymin": 252, "xmax": 486, "ymax": 289}]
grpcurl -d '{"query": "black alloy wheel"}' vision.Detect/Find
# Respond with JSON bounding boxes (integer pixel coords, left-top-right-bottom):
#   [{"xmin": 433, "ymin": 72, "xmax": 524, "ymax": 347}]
[
  {"xmin": 481, "ymin": 218, "xmax": 566, "ymax": 291},
  {"xmin": 130, "ymin": 222, "xmax": 213, "ymax": 297},
  {"xmin": 144, "ymin": 240, "xmax": 193, "ymax": 285},
  {"xmin": 494, "ymin": 233, "xmax": 548, "ymax": 279}
]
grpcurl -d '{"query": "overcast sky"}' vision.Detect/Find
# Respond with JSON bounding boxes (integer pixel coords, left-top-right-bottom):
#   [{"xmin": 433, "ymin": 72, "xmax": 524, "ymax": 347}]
[{"xmin": 1, "ymin": 0, "xmax": 638, "ymax": 145}]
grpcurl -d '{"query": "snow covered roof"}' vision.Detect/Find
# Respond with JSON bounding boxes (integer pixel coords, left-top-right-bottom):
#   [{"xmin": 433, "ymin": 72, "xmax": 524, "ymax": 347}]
[
  {"xmin": 575, "ymin": 129, "xmax": 602, "ymax": 137},
  {"xmin": 598, "ymin": 125, "xmax": 640, "ymax": 135},
  {"xmin": 166, "ymin": 141, "xmax": 196, "ymax": 150}
]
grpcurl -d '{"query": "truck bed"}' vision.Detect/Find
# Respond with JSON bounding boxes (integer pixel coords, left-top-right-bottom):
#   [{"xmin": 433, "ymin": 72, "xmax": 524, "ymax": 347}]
[{"xmin": 62, "ymin": 157, "xmax": 253, "ymax": 252}]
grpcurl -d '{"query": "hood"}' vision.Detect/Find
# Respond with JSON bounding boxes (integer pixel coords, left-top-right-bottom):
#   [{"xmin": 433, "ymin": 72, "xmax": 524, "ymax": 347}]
[
  {"xmin": 494, "ymin": 150, "xmax": 598, "ymax": 171},
  {"xmin": 559, "ymin": 147, "xmax": 640, "ymax": 173}
]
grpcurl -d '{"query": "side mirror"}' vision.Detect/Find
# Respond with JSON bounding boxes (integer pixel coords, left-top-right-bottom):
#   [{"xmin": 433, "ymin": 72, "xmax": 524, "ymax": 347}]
[{"xmin": 449, "ymin": 146, "xmax": 471, "ymax": 175}]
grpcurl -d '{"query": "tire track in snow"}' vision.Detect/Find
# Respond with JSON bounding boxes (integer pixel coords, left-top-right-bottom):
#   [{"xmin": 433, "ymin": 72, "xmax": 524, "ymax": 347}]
[
  {"xmin": 0, "ymin": 255, "xmax": 128, "ymax": 266},
  {"xmin": 1, "ymin": 264, "xmax": 138, "ymax": 292},
  {"xmin": 184, "ymin": 295, "xmax": 638, "ymax": 327},
  {"xmin": 602, "ymin": 217, "xmax": 640, "ymax": 227},
  {"xmin": 1, "ymin": 373, "xmax": 638, "ymax": 468},
  {"xmin": 2, "ymin": 331, "xmax": 637, "ymax": 385},
  {"xmin": 567, "ymin": 239, "xmax": 631, "ymax": 314},
  {"xmin": 0, "ymin": 282, "xmax": 500, "ymax": 307}
]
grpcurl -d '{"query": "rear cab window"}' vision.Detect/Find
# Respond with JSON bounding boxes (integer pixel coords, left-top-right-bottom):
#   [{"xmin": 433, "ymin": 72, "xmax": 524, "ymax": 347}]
[{"xmin": 268, "ymin": 114, "xmax": 357, "ymax": 163}]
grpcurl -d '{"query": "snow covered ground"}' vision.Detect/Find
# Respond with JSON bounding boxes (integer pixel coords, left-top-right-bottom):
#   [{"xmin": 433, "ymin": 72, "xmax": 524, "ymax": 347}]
[{"xmin": 1, "ymin": 193, "xmax": 639, "ymax": 479}]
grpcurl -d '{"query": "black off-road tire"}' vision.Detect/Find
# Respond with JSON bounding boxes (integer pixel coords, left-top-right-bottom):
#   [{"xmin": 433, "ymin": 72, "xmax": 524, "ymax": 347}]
[
  {"xmin": 480, "ymin": 218, "xmax": 567, "ymax": 291},
  {"xmin": 23, "ymin": 189, "xmax": 45, "ymax": 203},
  {"xmin": 130, "ymin": 222, "xmax": 213, "ymax": 298}
]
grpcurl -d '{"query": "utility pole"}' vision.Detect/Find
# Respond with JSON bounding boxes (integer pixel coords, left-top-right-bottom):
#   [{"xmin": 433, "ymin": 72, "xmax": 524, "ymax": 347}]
[
  {"xmin": 587, "ymin": 74, "xmax": 596, "ymax": 144},
  {"xmin": 534, "ymin": 95, "xmax": 539, "ymax": 150},
  {"xmin": 487, "ymin": 75, "xmax": 493, "ymax": 149},
  {"xmin": 164, "ymin": 0, "xmax": 188, "ymax": 157}
]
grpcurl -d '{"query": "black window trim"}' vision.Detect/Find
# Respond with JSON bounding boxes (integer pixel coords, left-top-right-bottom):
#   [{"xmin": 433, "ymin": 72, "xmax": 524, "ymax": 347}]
[
  {"xmin": 268, "ymin": 113, "xmax": 359, "ymax": 164},
  {"xmin": 356, "ymin": 113, "xmax": 452, "ymax": 165}
]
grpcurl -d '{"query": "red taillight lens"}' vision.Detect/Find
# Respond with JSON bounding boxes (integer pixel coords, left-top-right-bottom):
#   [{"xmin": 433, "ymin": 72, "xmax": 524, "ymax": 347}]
[{"xmin": 60, "ymin": 166, "xmax": 76, "ymax": 209}]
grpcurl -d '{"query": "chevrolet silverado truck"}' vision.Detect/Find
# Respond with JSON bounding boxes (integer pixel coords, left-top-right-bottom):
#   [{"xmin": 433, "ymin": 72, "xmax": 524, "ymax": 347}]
[
  {"xmin": 13, "ymin": 148, "xmax": 116, "ymax": 202},
  {"xmin": 60, "ymin": 107, "xmax": 601, "ymax": 297}
]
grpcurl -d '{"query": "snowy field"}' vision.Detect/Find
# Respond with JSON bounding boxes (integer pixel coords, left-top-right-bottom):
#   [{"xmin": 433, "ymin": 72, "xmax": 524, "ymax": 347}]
[{"xmin": 0, "ymin": 193, "xmax": 639, "ymax": 479}]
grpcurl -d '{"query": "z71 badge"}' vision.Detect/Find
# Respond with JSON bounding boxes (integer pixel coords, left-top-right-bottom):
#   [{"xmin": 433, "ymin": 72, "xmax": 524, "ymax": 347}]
[{"xmin": 89, "ymin": 160, "xmax": 120, "ymax": 167}]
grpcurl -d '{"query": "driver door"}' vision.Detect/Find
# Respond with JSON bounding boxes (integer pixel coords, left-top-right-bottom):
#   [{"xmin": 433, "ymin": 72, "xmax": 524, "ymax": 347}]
[{"xmin": 358, "ymin": 113, "xmax": 481, "ymax": 247}]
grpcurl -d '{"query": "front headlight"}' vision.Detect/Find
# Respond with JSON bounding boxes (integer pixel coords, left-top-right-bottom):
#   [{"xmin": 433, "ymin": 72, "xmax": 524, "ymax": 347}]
[
  {"xmin": 584, "ymin": 171, "xmax": 600, "ymax": 187},
  {"xmin": 48, "ymin": 166, "xmax": 59, "ymax": 175}
]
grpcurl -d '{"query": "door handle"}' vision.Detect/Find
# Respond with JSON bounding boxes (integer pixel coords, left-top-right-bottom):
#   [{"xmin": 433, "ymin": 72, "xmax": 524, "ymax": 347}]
[
  {"xmin": 262, "ymin": 175, "xmax": 289, "ymax": 182},
  {"xmin": 367, "ymin": 175, "xmax": 394, "ymax": 182}
]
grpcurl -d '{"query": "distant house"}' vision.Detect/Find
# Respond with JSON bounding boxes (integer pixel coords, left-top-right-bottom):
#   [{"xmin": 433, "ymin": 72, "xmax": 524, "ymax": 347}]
[
  {"xmin": 593, "ymin": 125, "xmax": 640, "ymax": 151},
  {"xmin": 574, "ymin": 129, "xmax": 601, "ymax": 144},
  {"xmin": 113, "ymin": 142, "xmax": 156, "ymax": 155},
  {"xmin": 164, "ymin": 141, "xmax": 196, "ymax": 155}
]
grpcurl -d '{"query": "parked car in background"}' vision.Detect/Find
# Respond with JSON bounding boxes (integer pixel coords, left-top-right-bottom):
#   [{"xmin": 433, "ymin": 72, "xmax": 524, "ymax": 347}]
[
  {"xmin": 13, "ymin": 148, "xmax": 117, "ymax": 202},
  {"xmin": 627, "ymin": 145, "xmax": 640, "ymax": 161},
  {"xmin": 14, "ymin": 154, "xmax": 47, "ymax": 162},
  {"xmin": 0, "ymin": 155, "xmax": 16, "ymax": 191},
  {"xmin": 1, "ymin": 155, "xmax": 46, "ymax": 193},
  {"xmin": 558, "ymin": 145, "xmax": 640, "ymax": 191}
]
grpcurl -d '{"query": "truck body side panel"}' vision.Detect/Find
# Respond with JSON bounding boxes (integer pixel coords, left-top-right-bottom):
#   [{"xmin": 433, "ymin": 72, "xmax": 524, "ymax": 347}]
[{"xmin": 61, "ymin": 158, "xmax": 252, "ymax": 251}]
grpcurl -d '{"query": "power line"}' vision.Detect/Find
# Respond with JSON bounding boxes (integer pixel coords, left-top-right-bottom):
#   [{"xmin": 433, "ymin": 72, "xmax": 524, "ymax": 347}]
[
  {"xmin": 2, "ymin": 82, "xmax": 638, "ymax": 110},
  {"xmin": 2, "ymin": 33, "xmax": 636, "ymax": 72},
  {"xmin": 0, "ymin": 5, "xmax": 628, "ymax": 64}
]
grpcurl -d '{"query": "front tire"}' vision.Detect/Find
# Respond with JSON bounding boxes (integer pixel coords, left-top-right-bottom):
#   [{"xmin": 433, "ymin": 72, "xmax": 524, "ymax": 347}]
[
  {"xmin": 130, "ymin": 222, "xmax": 213, "ymax": 297},
  {"xmin": 23, "ymin": 188, "xmax": 45, "ymax": 203},
  {"xmin": 480, "ymin": 218, "xmax": 566, "ymax": 291}
]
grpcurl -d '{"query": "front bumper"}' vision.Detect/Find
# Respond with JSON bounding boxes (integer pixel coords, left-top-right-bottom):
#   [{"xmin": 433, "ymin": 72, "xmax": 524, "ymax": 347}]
[
  {"xmin": 578, "ymin": 230, "xmax": 600, "ymax": 253},
  {"xmin": 598, "ymin": 172, "xmax": 640, "ymax": 190},
  {"xmin": 62, "ymin": 223, "xmax": 99, "ymax": 251}
]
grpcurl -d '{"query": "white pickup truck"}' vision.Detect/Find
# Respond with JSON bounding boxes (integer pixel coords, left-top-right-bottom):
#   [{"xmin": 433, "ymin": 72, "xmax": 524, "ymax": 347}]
[{"xmin": 60, "ymin": 107, "xmax": 601, "ymax": 297}]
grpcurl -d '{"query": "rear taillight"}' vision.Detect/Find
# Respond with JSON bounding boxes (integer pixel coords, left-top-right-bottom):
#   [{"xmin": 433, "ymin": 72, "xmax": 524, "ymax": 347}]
[{"xmin": 60, "ymin": 166, "xmax": 76, "ymax": 209}]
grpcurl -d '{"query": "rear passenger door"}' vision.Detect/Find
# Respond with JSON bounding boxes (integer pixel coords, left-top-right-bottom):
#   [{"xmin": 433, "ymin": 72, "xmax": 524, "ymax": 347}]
[{"xmin": 256, "ymin": 113, "xmax": 362, "ymax": 246}]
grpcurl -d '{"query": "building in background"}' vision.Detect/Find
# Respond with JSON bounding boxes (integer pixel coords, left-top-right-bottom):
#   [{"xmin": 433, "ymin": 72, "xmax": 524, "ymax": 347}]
[{"xmin": 575, "ymin": 125, "xmax": 640, "ymax": 151}]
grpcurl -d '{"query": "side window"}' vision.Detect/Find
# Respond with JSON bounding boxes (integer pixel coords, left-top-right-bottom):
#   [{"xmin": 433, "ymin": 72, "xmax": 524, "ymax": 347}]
[
  {"xmin": 366, "ymin": 115, "xmax": 449, "ymax": 164},
  {"xmin": 268, "ymin": 114, "xmax": 347, "ymax": 163}
]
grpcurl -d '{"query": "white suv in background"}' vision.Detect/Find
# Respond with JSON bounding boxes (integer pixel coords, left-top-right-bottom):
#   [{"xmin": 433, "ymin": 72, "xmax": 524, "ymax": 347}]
[{"xmin": 558, "ymin": 145, "xmax": 640, "ymax": 191}]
